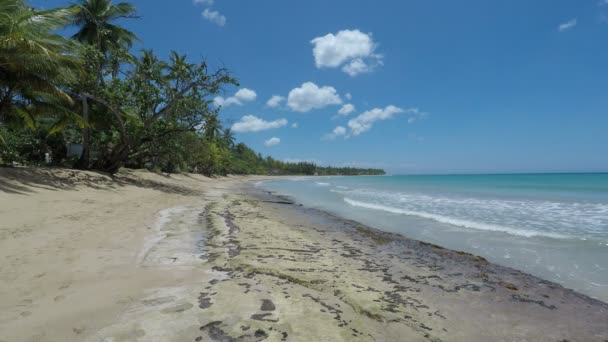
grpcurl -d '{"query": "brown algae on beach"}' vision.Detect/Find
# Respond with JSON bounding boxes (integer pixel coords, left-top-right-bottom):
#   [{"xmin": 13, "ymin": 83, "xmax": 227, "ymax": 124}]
[
  {"xmin": 5, "ymin": 170, "xmax": 602, "ymax": 342},
  {"xmin": 85, "ymin": 180, "xmax": 608, "ymax": 342}
]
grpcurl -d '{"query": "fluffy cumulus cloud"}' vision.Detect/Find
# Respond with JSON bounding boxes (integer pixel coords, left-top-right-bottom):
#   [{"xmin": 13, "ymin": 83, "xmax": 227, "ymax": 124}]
[
  {"xmin": 311, "ymin": 29, "xmax": 383, "ymax": 76},
  {"xmin": 287, "ymin": 82, "xmax": 342, "ymax": 112},
  {"xmin": 338, "ymin": 104, "xmax": 355, "ymax": 116},
  {"xmin": 333, "ymin": 126, "xmax": 347, "ymax": 136},
  {"xmin": 558, "ymin": 18, "xmax": 577, "ymax": 31},
  {"xmin": 322, "ymin": 105, "xmax": 428, "ymax": 140},
  {"xmin": 202, "ymin": 9, "xmax": 226, "ymax": 26},
  {"xmin": 341, "ymin": 59, "xmax": 371, "ymax": 77},
  {"xmin": 193, "ymin": 0, "xmax": 226, "ymax": 27},
  {"xmin": 347, "ymin": 106, "xmax": 419, "ymax": 136},
  {"xmin": 264, "ymin": 137, "xmax": 281, "ymax": 147},
  {"xmin": 234, "ymin": 88, "xmax": 257, "ymax": 101},
  {"xmin": 323, "ymin": 126, "xmax": 347, "ymax": 140},
  {"xmin": 266, "ymin": 95, "xmax": 285, "ymax": 108},
  {"xmin": 214, "ymin": 88, "xmax": 257, "ymax": 107},
  {"xmin": 231, "ymin": 115, "xmax": 288, "ymax": 133}
]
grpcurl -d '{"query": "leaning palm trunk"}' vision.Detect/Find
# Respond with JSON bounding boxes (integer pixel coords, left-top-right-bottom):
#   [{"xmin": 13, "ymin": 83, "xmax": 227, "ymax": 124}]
[
  {"xmin": 75, "ymin": 95, "xmax": 90, "ymax": 168},
  {"xmin": 70, "ymin": 0, "xmax": 140, "ymax": 169},
  {"xmin": 96, "ymin": 143, "xmax": 130, "ymax": 174}
]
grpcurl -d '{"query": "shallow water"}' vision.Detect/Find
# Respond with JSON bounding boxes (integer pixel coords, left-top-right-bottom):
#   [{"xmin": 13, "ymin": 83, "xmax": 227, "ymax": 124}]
[{"xmin": 259, "ymin": 173, "xmax": 608, "ymax": 302}]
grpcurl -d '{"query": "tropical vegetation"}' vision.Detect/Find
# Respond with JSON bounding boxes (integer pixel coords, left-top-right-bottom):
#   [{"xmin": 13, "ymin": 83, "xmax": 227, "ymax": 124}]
[{"xmin": 0, "ymin": 0, "xmax": 385, "ymax": 177}]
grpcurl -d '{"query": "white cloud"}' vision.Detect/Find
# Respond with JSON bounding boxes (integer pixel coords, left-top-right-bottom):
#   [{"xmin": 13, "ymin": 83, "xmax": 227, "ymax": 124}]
[
  {"xmin": 264, "ymin": 137, "xmax": 281, "ymax": 147},
  {"xmin": 338, "ymin": 103, "xmax": 355, "ymax": 116},
  {"xmin": 193, "ymin": 0, "xmax": 225, "ymax": 27},
  {"xmin": 213, "ymin": 97, "xmax": 225, "ymax": 107},
  {"xmin": 287, "ymin": 82, "xmax": 342, "ymax": 112},
  {"xmin": 291, "ymin": 122, "xmax": 298, "ymax": 128},
  {"xmin": 558, "ymin": 18, "xmax": 577, "ymax": 31},
  {"xmin": 342, "ymin": 59, "xmax": 371, "ymax": 77},
  {"xmin": 202, "ymin": 8, "xmax": 226, "ymax": 26},
  {"xmin": 407, "ymin": 110, "xmax": 428, "ymax": 124},
  {"xmin": 324, "ymin": 126, "xmax": 347, "ymax": 140},
  {"xmin": 266, "ymin": 95, "xmax": 285, "ymax": 108},
  {"xmin": 311, "ymin": 29, "xmax": 383, "ymax": 76},
  {"xmin": 348, "ymin": 105, "xmax": 419, "ymax": 136},
  {"xmin": 234, "ymin": 88, "xmax": 256, "ymax": 101},
  {"xmin": 345, "ymin": 92, "xmax": 352, "ymax": 100},
  {"xmin": 231, "ymin": 115, "xmax": 288, "ymax": 133},
  {"xmin": 334, "ymin": 126, "xmax": 347, "ymax": 135},
  {"xmin": 214, "ymin": 88, "xmax": 257, "ymax": 107}
]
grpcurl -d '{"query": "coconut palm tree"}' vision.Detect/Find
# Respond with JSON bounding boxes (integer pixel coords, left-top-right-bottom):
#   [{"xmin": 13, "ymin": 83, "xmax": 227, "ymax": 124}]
[
  {"xmin": 221, "ymin": 128, "xmax": 235, "ymax": 149},
  {"xmin": 203, "ymin": 113, "xmax": 222, "ymax": 142},
  {"xmin": 71, "ymin": 0, "xmax": 138, "ymax": 56},
  {"xmin": 0, "ymin": 0, "xmax": 82, "ymax": 131},
  {"xmin": 70, "ymin": 0, "xmax": 138, "ymax": 168}
]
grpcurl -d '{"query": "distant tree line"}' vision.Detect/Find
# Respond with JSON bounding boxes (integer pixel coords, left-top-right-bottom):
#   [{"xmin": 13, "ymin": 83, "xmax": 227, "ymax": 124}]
[
  {"xmin": 230, "ymin": 145, "xmax": 385, "ymax": 175},
  {"xmin": 0, "ymin": 0, "xmax": 384, "ymax": 177}
]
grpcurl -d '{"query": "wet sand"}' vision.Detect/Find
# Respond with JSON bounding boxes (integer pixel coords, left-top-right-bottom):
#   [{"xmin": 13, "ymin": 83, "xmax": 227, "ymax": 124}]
[{"xmin": 1, "ymin": 169, "xmax": 607, "ymax": 341}]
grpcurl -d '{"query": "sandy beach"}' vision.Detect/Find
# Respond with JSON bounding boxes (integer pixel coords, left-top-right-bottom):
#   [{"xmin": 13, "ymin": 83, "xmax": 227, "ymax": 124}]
[{"xmin": 0, "ymin": 168, "xmax": 607, "ymax": 342}]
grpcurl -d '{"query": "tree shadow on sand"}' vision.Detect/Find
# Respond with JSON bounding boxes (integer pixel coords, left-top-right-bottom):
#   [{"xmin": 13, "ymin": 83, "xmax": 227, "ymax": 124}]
[{"xmin": 0, "ymin": 167, "xmax": 203, "ymax": 196}]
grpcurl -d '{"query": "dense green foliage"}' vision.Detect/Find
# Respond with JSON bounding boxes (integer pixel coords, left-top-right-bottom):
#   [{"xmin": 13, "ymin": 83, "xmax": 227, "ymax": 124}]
[
  {"xmin": 0, "ymin": 0, "xmax": 81, "ymax": 132},
  {"xmin": 0, "ymin": 0, "xmax": 385, "ymax": 176}
]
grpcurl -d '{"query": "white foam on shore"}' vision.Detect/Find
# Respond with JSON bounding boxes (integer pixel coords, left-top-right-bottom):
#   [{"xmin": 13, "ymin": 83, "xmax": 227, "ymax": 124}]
[
  {"xmin": 137, "ymin": 207, "xmax": 188, "ymax": 264},
  {"xmin": 343, "ymin": 198, "xmax": 570, "ymax": 239},
  {"xmin": 253, "ymin": 180, "xmax": 267, "ymax": 188}
]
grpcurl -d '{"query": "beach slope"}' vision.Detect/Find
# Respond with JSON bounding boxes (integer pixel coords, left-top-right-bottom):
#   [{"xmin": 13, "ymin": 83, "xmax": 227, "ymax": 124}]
[{"xmin": 0, "ymin": 169, "xmax": 606, "ymax": 341}]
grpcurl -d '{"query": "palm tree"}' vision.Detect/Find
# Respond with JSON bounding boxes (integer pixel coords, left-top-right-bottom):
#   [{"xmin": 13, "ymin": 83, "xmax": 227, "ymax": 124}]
[
  {"xmin": 137, "ymin": 49, "xmax": 167, "ymax": 80},
  {"xmin": 168, "ymin": 51, "xmax": 190, "ymax": 77},
  {"xmin": 70, "ymin": 0, "xmax": 138, "ymax": 168},
  {"xmin": 0, "ymin": 0, "xmax": 82, "ymax": 131},
  {"xmin": 203, "ymin": 113, "xmax": 222, "ymax": 142},
  {"xmin": 221, "ymin": 128, "xmax": 235, "ymax": 149},
  {"xmin": 72, "ymin": 0, "xmax": 138, "ymax": 79},
  {"xmin": 71, "ymin": 0, "xmax": 138, "ymax": 56}
]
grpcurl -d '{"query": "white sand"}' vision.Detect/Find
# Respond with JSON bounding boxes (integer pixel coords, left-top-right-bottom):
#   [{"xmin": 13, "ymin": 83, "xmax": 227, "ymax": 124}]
[
  {"xmin": 0, "ymin": 168, "xmax": 217, "ymax": 341},
  {"xmin": 1, "ymin": 168, "xmax": 607, "ymax": 342}
]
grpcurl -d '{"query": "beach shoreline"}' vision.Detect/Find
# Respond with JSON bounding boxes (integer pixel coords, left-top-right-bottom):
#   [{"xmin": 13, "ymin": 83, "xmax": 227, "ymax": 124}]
[
  {"xmin": 1, "ymin": 168, "xmax": 607, "ymax": 341},
  {"xmin": 259, "ymin": 174, "xmax": 608, "ymax": 303}
]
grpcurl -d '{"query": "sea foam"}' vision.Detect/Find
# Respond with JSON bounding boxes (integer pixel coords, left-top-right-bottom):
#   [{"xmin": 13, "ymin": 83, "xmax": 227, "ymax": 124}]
[
  {"xmin": 343, "ymin": 197, "xmax": 570, "ymax": 239},
  {"xmin": 334, "ymin": 186, "xmax": 608, "ymax": 241}
]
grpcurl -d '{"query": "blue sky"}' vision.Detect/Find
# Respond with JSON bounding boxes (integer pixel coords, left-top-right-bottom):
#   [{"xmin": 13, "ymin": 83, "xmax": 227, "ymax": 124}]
[{"xmin": 32, "ymin": 0, "xmax": 608, "ymax": 174}]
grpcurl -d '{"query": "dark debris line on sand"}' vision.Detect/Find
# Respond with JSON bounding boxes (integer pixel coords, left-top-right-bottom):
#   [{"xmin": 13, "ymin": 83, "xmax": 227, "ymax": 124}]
[{"xmin": 190, "ymin": 186, "xmax": 608, "ymax": 342}]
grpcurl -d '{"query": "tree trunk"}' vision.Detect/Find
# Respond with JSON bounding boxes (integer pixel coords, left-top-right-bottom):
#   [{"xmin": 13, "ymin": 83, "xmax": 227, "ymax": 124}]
[
  {"xmin": 75, "ymin": 96, "xmax": 90, "ymax": 169},
  {"xmin": 96, "ymin": 142, "xmax": 131, "ymax": 174}
]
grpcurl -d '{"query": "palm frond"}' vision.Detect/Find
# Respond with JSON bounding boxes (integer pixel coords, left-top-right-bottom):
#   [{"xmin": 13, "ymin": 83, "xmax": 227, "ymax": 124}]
[
  {"xmin": 0, "ymin": 0, "xmax": 81, "ymax": 131},
  {"xmin": 15, "ymin": 107, "xmax": 36, "ymax": 130},
  {"xmin": 70, "ymin": 0, "xmax": 139, "ymax": 52}
]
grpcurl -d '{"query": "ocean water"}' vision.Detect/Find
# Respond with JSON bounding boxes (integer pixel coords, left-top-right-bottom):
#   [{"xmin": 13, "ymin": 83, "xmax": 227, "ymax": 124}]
[{"xmin": 258, "ymin": 174, "xmax": 608, "ymax": 302}]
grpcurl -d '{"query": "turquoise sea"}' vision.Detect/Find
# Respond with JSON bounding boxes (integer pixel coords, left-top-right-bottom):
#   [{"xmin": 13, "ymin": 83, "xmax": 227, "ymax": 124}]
[{"xmin": 259, "ymin": 173, "xmax": 608, "ymax": 302}]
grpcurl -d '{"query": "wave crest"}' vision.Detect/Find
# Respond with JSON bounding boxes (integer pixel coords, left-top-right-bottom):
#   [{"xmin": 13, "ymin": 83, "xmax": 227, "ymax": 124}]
[{"xmin": 343, "ymin": 197, "xmax": 570, "ymax": 239}]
